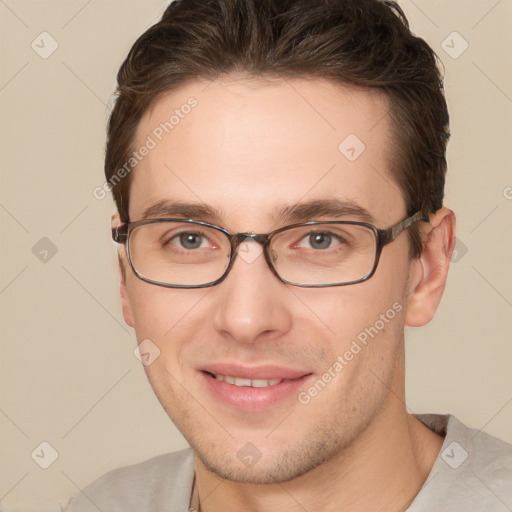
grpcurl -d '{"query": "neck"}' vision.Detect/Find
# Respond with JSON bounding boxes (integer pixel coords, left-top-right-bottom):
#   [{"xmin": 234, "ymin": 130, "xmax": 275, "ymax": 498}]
[{"xmin": 192, "ymin": 361, "xmax": 443, "ymax": 512}]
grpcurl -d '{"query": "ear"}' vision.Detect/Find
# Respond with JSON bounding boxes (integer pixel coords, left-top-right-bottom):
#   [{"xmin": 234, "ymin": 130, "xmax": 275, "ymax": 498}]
[
  {"xmin": 405, "ymin": 208, "xmax": 456, "ymax": 327},
  {"xmin": 112, "ymin": 214, "xmax": 135, "ymax": 328}
]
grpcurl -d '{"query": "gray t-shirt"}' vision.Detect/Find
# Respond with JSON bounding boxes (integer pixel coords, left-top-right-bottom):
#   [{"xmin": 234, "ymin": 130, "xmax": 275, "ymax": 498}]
[{"xmin": 68, "ymin": 414, "xmax": 512, "ymax": 511}]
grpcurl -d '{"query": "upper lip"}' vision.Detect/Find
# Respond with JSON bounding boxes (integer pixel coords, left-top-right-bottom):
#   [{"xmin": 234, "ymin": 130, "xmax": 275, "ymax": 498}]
[{"xmin": 201, "ymin": 363, "xmax": 311, "ymax": 380}]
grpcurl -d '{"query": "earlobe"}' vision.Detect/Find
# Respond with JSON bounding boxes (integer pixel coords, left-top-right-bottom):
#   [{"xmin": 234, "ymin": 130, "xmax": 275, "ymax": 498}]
[{"xmin": 405, "ymin": 208, "xmax": 456, "ymax": 327}]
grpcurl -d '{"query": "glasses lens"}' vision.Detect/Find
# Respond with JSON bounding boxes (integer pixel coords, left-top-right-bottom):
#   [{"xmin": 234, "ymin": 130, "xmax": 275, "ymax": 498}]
[
  {"xmin": 129, "ymin": 221, "xmax": 231, "ymax": 286},
  {"xmin": 270, "ymin": 223, "xmax": 377, "ymax": 285}
]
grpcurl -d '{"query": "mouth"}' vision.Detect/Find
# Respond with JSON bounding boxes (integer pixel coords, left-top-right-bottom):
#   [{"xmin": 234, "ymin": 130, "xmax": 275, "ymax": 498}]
[
  {"xmin": 199, "ymin": 366, "xmax": 313, "ymax": 411},
  {"xmin": 204, "ymin": 371, "xmax": 296, "ymax": 388}
]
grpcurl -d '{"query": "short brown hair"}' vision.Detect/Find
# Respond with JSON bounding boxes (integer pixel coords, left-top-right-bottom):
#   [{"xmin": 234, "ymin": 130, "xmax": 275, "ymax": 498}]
[{"xmin": 105, "ymin": 0, "xmax": 449, "ymax": 257}]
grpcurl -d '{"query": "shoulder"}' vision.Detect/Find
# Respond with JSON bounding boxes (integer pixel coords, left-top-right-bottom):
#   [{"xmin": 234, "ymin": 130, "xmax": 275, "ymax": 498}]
[
  {"xmin": 67, "ymin": 447, "xmax": 195, "ymax": 512},
  {"xmin": 410, "ymin": 414, "xmax": 512, "ymax": 512}
]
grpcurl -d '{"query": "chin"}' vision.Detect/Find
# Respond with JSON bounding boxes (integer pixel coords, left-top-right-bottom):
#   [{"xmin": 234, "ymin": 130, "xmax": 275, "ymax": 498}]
[{"xmin": 192, "ymin": 437, "xmax": 338, "ymax": 484}]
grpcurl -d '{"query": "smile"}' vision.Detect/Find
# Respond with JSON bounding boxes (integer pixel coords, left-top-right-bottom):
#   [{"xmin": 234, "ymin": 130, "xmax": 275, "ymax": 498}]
[
  {"xmin": 206, "ymin": 372, "xmax": 287, "ymax": 387},
  {"xmin": 200, "ymin": 368, "xmax": 313, "ymax": 411}
]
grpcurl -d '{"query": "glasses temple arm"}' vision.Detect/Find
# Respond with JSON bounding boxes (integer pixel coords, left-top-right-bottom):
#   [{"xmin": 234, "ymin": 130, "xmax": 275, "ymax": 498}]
[{"xmin": 382, "ymin": 211, "xmax": 430, "ymax": 243}]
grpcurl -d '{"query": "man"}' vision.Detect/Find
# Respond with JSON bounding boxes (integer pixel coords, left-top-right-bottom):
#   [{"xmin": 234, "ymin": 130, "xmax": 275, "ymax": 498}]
[{"xmin": 70, "ymin": 0, "xmax": 512, "ymax": 510}]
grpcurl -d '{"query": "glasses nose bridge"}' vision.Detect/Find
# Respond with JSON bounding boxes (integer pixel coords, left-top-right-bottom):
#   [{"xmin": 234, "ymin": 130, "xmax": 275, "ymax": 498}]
[
  {"xmin": 231, "ymin": 232, "xmax": 270, "ymax": 250},
  {"xmin": 225, "ymin": 231, "xmax": 279, "ymax": 283}
]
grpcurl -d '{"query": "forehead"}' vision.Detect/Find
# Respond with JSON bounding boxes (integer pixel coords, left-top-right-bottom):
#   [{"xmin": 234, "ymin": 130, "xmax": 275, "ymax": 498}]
[{"xmin": 129, "ymin": 76, "xmax": 404, "ymax": 228}]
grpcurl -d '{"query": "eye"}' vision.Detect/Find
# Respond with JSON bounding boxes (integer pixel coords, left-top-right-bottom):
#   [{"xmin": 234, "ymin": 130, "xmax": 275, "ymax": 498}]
[
  {"xmin": 307, "ymin": 232, "xmax": 333, "ymax": 250},
  {"xmin": 298, "ymin": 231, "xmax": 344, "ymax": 250},
  {"xmin": 170, "ymin": 231, "xmax": 209, "ymax": 250}
]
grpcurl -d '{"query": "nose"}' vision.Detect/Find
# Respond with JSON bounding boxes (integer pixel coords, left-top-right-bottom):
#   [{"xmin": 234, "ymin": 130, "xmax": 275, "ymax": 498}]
[{"xmin": 212, "ymin": 240, "xmax": 292, "ymax": 345}]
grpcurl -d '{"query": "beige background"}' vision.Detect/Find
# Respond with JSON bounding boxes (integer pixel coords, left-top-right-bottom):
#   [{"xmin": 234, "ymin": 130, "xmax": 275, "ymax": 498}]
[{"xmin": 1, "ymin": 1, "xmax": 511, "ymax": 510}]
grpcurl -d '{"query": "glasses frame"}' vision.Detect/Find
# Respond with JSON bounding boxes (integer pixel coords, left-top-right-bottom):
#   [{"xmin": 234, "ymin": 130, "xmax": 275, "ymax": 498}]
[{"xmin": 112, "ymin": 211, "xmax": 429, "ymax": 289}]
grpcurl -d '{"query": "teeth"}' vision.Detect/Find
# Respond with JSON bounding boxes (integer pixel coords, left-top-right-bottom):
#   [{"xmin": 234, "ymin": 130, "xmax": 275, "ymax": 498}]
[
  {"xmin": 211, "ymin": 373, "xmax": 282, "ymax": 387},
  {"xmin": 252, "ymin": 379, "xmax": 273, "ymax": 388},
  {"xmin": 234, "ymin": 377, "xmax": 252, "ymax": 386}
]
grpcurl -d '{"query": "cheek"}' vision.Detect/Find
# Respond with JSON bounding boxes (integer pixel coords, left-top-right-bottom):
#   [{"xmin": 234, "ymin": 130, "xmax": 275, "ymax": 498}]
[
  {"xmin": 312, "ymin": 284, "xmax": 406, "ymax": 393},
  {"xmin": 126, "ymin": 276, "xmax": 207, "ymax": 336},
  {"xmin": 291, "ymin": 267, "xmax": 407, "ymax": 345},
  {"xmin": 126, "ymin": 278, "xmax": 214, "ymax": 381},
  {"xmin": 289, "ymin": 252, "xmax": 409, "ymax": 395}
]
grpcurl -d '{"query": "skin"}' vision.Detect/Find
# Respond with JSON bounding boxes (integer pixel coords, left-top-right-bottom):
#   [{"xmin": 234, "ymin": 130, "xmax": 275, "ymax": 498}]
[{"xmin": 115, "ymin": 76, "xmax": 456, "ymax": 511}]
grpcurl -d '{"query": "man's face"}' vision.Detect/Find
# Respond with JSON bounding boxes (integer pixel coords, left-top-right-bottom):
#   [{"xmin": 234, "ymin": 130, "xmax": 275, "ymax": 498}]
[{"xmin": 120, "ymin": 77, "xmax": 422, "ymax": 483}]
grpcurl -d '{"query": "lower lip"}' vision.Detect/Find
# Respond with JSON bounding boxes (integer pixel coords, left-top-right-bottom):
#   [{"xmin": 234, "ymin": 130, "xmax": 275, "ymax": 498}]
[{"xmin": 200, "ymin": 371, "xmax": 313, "ymax": 412}]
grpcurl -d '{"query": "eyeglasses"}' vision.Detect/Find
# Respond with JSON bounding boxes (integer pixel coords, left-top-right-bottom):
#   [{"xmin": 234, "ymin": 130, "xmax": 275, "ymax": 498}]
[{"xmin": 112, "ymin": 211, "xmax": 429, "ymax": 288}]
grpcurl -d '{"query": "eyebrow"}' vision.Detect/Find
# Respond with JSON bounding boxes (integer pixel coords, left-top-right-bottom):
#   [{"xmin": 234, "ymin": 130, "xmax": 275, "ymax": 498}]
[
  {"xmin": 278, "ymin": 199, "xmax": 375, "ymax": 224},
  {"xmin": 139, "ymin": 198, "xmax": 375, "ymax": 225},
  {"xmin": 140, "ymin": 200, "xmax": 221, "ymax": 221}
]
